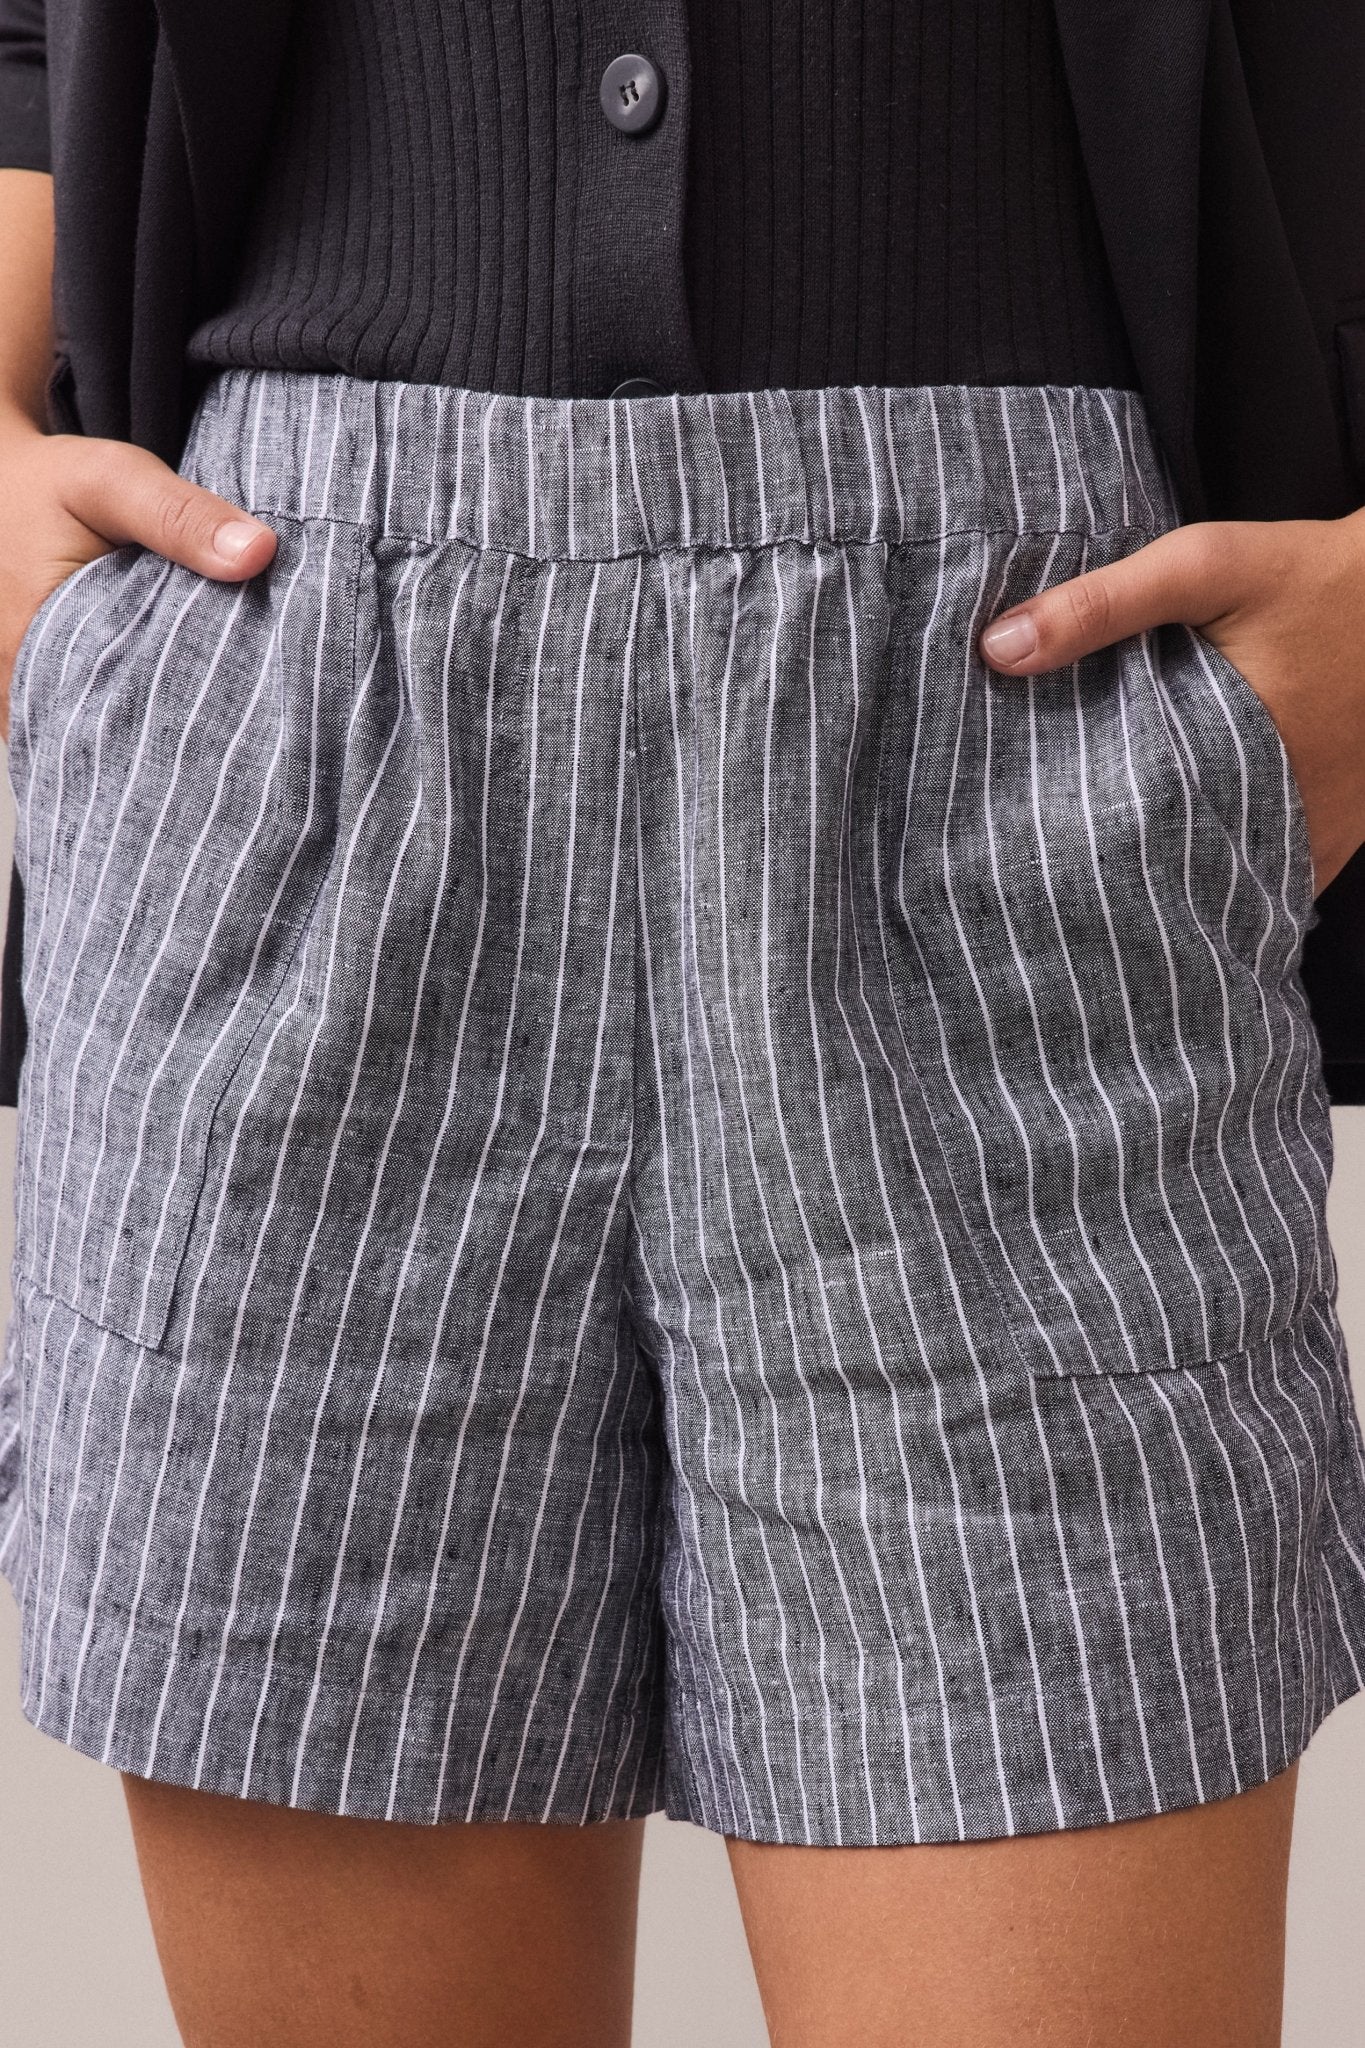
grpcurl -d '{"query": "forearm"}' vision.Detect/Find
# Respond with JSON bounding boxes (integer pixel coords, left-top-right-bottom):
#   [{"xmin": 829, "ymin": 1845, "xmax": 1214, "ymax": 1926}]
[{"xmin": 0, "ymin": 166, "xmax": 52, "ymax": 433}]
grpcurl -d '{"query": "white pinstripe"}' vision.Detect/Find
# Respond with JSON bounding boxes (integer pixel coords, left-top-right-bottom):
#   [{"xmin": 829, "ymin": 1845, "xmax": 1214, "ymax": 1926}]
[
  {"xmin": 1146, "ymin": 1372, "xmax": 1246, "ymax": 1783},
  {"xmin": 1059, "ymin": 1376, "xmax": 1165, "ymax": 1805},
  {"xmin": 1070, "ymin": 659, "xmax": 1210, "ymax": 1354},
  {"xmin": 623, "ymin": 399, "xmax": 654, "ymax": 553},
  {"xmin": 1115, "ymin": 643, "xmax": 1250, "ymax": 1345},
  {"xmin": 669, "ymin": 391, "xmax": 692, "ymax": 549},
  {"xmin": 1234, "ymin": 1348, "xmax": 1313, "ymax": 1753},
  {"xmin": 1194, "ymin": 652, "xmax": 1323, "ymax": 1295},
  {"xmin": 315, "ymin": 375, "xmax": 349, "ymax": 523},
  {"xmin": 238, "ymin": 649, "xmax": 423, "ymax": 1801},
  {"xmin": 1269, "ymin": 1332, "xmax": 1327, "ymax": 1748},
  {"xmin": 315, "ymin": 557, "xmax": 513, "ymax": 1808},
  {"xmin": 879, "ymin": 447, "xmax": 1068, "ymax": 1826},
  {"xmin": 31, "ymin": 1321, "xmax": 116, "ymax": 1727},
  {"xmin": 1142, "ymin": 642, "xmax": 1283, "ymax": 1341},
  {"xmin": 370, "ymin": 549, "xmax": 535, "ymax": 1814},
  {"xmin": 626, "ymin": 1232, "xmax": 742, "ymax": 1829},
  {"xmin": 908, "ymin": 539, "xmax": 1102, "ymax": 1371},
  {"xmin": 285, "ymin": 545, "xmax": 474, "ymax": 1796},
  {"xmin": 424, "ymin": 560, "xmax": 618, "ymax": 1819},
  {"xmin": 1023, "ymin": 1371, "xmax": 1118, "ymax": 1820},
  {"xmin": 704, "ymin": 394, "xmax": 733, "ymax": 549},
  {"xmin": 458, "ymin": 568, "xmax": 636, "ymax": 1816},
  {"xmin": 633, "ymin": 784, "xmax": 757, "ymax": 1838},
  {"xmin": 818, "ymin": 540, "xmax": 1010, "ymax": 1826},
  {"xmin": 655, "ymin": 551, "xmax": 802, "ymax": 1832},
  {"xmin": 1186, "ymin": 636, "xmax": 1327, "ymax": 1266},
  {"xmin": 15, "ymin": 1286, "xmax": 60, "ymax": 1622},
  {"xmin": 1208, "ymin": 1354, "xmax": 1293, "ymax": 1758},
  {"xmin": 499, "ymin": 1149, "xmax": 633, "ymax": 1818},
  {"xmin": 565, "ymin": 1312, "xmax": 659, "ymax": 1824},
  {"xmin": 678, "ymin": 550, "xmax": 825, "ymax": 1837},
  {"xmin": 1156, "ymin": 639, "xmax": 1322, "ymax": 1324}
]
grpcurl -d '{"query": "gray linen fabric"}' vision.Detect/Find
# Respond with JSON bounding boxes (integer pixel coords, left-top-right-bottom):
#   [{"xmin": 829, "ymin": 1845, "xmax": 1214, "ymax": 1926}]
[{"xmin": 2, "ymin": 366, "xmax": 1365, "ymax": 1845}]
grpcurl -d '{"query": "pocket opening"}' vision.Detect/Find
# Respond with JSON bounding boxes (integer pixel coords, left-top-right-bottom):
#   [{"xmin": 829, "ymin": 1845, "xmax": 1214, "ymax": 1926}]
[{"xmin": 1178, "ymin": 626, "xmax": 1316, "ymax": 927}]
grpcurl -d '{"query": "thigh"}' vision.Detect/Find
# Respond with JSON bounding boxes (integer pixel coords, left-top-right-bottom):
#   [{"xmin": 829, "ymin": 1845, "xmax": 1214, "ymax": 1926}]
[
  {"xmin": 121, "ymin": 1773, "xmax": 645, "ymax": 2048},
  {"xmin": 725, "ymin": 1760, "xmax": 1298, "ymax": 2048}
]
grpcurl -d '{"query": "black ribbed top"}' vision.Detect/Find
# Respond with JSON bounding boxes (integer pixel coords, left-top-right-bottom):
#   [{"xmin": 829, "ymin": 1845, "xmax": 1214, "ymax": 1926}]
[{"xmin": 186, "ymin": 0, "xmax": 1138, "ymax": 398}]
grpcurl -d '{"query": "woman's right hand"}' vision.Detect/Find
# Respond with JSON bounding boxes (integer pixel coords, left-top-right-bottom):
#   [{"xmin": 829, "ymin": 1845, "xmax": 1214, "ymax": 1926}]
[{"xmin": 0, "ymin": 412, "xmax": 278, "ymax": 744}]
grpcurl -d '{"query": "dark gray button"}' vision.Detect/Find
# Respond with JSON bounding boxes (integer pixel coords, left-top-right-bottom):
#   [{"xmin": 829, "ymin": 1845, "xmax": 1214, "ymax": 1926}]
[
  {"xmin": 609, "ymin": 377, "xmax": 666, "ymax": 399},
  {"xmin": 600, "ymin": 53, "xmax": 664, "ymax": 135}
]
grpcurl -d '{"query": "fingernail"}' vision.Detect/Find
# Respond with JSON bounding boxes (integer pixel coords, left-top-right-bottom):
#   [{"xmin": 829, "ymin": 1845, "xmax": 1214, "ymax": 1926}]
[
  {"xmin": 981, "ymin": 613, "xmax": 1038, "ymax": 664},
  {"xmin": 213, "ymin": 518, "xmax": 269, "ymax": 563}
]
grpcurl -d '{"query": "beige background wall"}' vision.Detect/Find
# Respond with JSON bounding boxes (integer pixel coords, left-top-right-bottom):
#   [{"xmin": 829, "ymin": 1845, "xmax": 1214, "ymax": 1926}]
[{"xmin": 1, "ymin": 769, "xmax": 1363, "ymax": 2047}]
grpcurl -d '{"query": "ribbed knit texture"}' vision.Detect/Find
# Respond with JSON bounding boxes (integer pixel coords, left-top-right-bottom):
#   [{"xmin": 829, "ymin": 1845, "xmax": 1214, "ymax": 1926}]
[
  {"xmin": 186, "ymin": 0, "xmax": 1139, "ymax": 396},
  {"xmin": 685, "ymin": 0, "xmax": 1138, "ymax": 390}
]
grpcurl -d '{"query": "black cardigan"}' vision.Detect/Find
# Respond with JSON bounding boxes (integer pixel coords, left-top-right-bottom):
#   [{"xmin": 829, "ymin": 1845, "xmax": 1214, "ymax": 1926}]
[
  {"xmin": 3, "ymin": 0, "xmax": 1365, "ymax": 1103},
  {"xmin": 183, "ymin": 0, "xmax": 1138, "ymax": 400}
]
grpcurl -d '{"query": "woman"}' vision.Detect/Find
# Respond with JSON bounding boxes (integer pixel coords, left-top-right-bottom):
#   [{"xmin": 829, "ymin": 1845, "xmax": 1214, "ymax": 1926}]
[{"xmin": 2, "ymin": 2, "xmax": 1365, "ymax": 2043}]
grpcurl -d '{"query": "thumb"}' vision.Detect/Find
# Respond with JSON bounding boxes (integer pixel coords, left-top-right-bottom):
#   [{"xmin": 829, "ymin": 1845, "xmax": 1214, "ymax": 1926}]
[
  {"xmin": 977, "ymin": 524, "xmax": 1241, "ymax": 676},
  {"xmin": 63, "ymin": 436, "xmax": 278, "ymax": 580}
]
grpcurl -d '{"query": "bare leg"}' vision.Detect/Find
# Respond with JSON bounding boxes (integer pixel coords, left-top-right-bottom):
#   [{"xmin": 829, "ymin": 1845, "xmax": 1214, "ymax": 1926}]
[
  {"xmin": 121, "ymin": 1772, "xmax": 645, "ymax": 2048},
  {"xmin": 726, "ymin": 1759, "xmax": 1299, "ymax": 2048}
]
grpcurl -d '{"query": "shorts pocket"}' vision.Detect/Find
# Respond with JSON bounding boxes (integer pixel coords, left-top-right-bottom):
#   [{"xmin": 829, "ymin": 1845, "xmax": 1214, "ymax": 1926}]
[
  {"xmin": 7, "ymin": 549, "xmax": 140, "ymax": 789},
  {"xmin": 1161, "ymin": 624, "xmax": 1316, "ymax": 930},
  {"xmin": 887, "ymin": 574, "xmax": 1335, "ymax": 1388},
  {"xmin": 11, "ymin": 514, "xmax": 363, "ymax": 1353}
]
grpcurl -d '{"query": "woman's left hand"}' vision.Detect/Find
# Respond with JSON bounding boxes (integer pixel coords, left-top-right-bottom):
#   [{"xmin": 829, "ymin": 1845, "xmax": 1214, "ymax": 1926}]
[{"xmin": 977, "ymin": 508, "xmax": 1365, "ymax": 896}]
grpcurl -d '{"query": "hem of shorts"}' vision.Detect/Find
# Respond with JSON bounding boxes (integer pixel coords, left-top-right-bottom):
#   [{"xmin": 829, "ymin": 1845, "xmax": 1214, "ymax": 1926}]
[
  {"xmin": 8, "ymin": 1559, "xmax": 1364, "ymax": 1841},
  {"xmin": 655, "ymin": 1652, "xmax": 1365, "ymax": 1849},
  {"xmin": 0, "ymin": 1567, "xmax": 669, "ymax": 1829},
  {"xmin": 9, "ymin": 1685, "xmax": 671, "ymax": 1830}
]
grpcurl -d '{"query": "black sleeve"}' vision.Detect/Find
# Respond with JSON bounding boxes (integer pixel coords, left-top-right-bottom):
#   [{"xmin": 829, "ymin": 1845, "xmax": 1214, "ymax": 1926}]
[
  {"xmin": 0, "ymin": 0, "xmax": 48, "ymax": 173},
  {"xmin": 0, "ymin": 866, "xmax": 25, "ymax": 1110}
]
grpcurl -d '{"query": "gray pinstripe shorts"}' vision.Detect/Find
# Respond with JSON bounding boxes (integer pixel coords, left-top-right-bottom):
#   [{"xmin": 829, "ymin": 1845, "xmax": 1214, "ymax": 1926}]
[{"xmin": 3, "ymin": 366, "xmax": 1365, "ymax": 1845}]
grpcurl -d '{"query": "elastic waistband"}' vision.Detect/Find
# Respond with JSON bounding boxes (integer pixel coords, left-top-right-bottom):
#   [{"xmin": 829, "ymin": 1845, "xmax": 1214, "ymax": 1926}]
[{"xmin": 180, "ymin": 368, "xmax": 1179, "ymax": 560}]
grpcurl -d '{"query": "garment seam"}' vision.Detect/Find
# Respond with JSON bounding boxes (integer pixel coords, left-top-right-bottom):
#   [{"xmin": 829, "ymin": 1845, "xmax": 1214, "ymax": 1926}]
[
  {"xmin": 239, "ymin": 507, "xmax": 1166, "ymax": 565},
  {"xmin": 1021, "ymin": 1282, "xmax": 1339, "ymax": 1385}
]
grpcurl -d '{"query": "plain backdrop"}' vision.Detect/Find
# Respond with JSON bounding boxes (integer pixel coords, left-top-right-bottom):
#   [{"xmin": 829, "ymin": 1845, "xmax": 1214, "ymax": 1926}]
[{"xmin": 1, "ymin": 765, "xmax": 1363, "ymax": 2047}]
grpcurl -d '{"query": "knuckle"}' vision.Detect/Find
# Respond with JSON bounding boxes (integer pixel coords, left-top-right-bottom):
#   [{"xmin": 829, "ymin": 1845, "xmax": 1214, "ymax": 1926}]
[
  {"xmin": 1064, "ymin": 575, "xmax": 1111, "ymax": 640},
  {"xmin": 1180, "ymin": 521, "xmax": 1234, "ymax": 587},
  {"xmin": 152, "ymin": 489, "xmax": 204, "ymax": 554}
]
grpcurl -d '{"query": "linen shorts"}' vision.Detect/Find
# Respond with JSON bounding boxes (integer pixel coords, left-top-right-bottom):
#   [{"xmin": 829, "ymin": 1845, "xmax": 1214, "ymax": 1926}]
[{"xmin": 2, "ymin": 366, "xmax": 1365, "ymax": 1847}]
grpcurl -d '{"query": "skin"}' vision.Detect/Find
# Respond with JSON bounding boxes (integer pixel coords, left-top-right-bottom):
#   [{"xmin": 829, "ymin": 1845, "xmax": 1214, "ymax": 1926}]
[
  {"xmin": 2, "ymin": 160, "xmax": 1349, "ymax": 2037},
  {"xmin": 725, "ymin": 1761, "xmax": 1300, "ymax": 2048},
  {"xmin": 976, "ymin": 507, "xmax": 1365, "ymax": 893},
  {"xmin": 118, "ymin": 1760, "xmax": 1300, "ymax": 2048},
  {"xmin": 0, "ymin": 171, "xmax": 277, "ymax": 744},
  {"xmin": 119, "ymin": 1777, "xmax": 647, "ymax": 2048}
]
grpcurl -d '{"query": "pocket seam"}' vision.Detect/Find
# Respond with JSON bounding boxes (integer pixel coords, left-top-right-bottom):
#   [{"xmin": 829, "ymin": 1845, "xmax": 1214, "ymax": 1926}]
[
  {"xmin": 1183, "ymin": 626, "xmax": 1316, "ymax": 923},
  {"xmin": 1021, "ymin": 1283, "xmax": 1331, "ymax": 1383}
]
